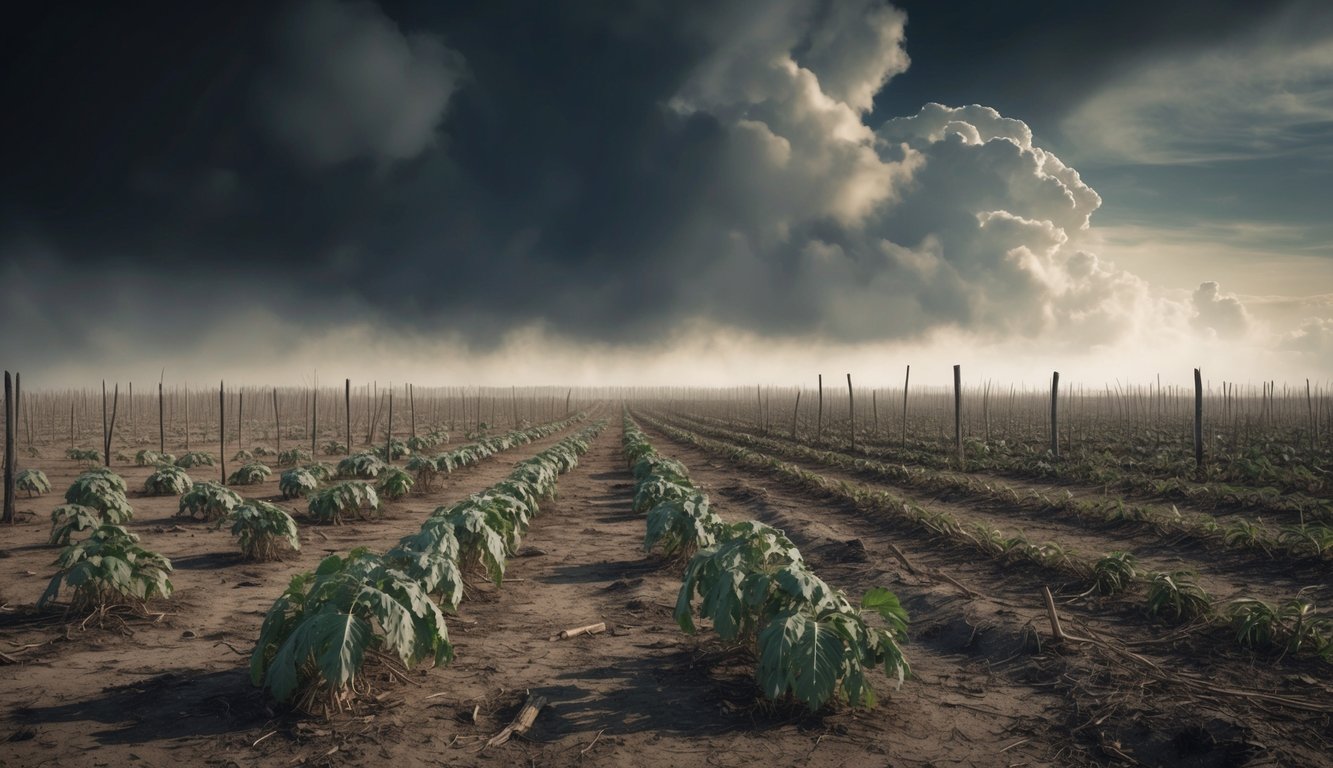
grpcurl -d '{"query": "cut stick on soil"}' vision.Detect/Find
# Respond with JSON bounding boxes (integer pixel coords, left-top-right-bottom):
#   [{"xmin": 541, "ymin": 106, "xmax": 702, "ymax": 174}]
[
  {"xmin": 550, "ymin": 622, "xmax": 606, "ymax": 641},
  {"xmin": 1041, "ymin": 586, "xmax": 1093, "ymax": 644},
  {"xmin": 485, "ymin": 693, "xmax": 547, "ymax": 747}
]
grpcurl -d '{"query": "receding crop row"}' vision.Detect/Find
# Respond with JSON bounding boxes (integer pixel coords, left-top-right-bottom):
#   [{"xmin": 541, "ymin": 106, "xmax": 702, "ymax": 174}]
[
  {"xmin": 679, "ymin": 411, "xmax": 1332, "ymax": 522},
  {"xmin": 639, "ymin": 415, "xmax": 1333, "ymax": 663},
  {"xmin": 248, "ymin": 420, "xmax": 606, "ymax": 713},
  {"xmin": 624, "ymin": 414, "xmax": 910, "ymax": 711},
  {"xmin": 659, "ymin": 414, "xmax": 1333, "ymax": 564}
]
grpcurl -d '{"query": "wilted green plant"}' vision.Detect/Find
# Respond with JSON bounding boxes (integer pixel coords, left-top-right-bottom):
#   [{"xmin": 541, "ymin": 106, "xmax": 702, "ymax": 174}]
[
  {"xmin": 233, "ymin": 449, "xmax": 255, "ymax": 462},
  {"xmin": 376, "ymin": 467, "xmax": 414, "ymax": 501},
  {"xmin": 308, "ymin": 481, "xmax": 381, "ymax": 525},
  {"xmin": 253, "ymin": 445, "xmax": 275, "ymax": 457},
  {"xmin": 644, "ymin": 492, "xmax": 724, "ymax": 560},
  {"xmin": 1227, "ymin": 598, "xmax": 1331, "ymax": 655},
  {"xmin": 49, "ymin": 504, "xmax": 101, "ymax": 546},
  {"xmin": 66, "ymin": 448, "xmax": 101, "ymax": 464},
  {"xmin": 38, "ymin": 524, "xmax": 173, "ymax": 616},
  {"xmin": 372, "ymin": 439, "xmax": 411, "ymax": 461},
  {"xmin": 1146, "ymin": 571, "xmax": 1212, "ymax": 623},
  {"xmin": 178, "ymin": 481, "xmax": 244, "ymax": 521},
  {"xmin": 321, "ymin": 441, "xmax": 348, "ymax": 456},
  {"xmin": 1086, "ymin": 552, "xmax": 1138, "ymax": 596},
  {"xmin": 385, "ymin": 522, "xmax": 464, "ymax": 611},
  {"xmin": 280, "ymin": 468, "xmax": 319, "ymax": 500},
  {"xmin": 228, "ymin": 462, "xmax": 273, "ymax": 486},
  {"xmin": 17, "ymin": 468, "xmax": 51, "ymax": 497},
  {"xmin": 304, "ymin": 463, "xmax": 335, "ymax": 482},
  {"xmin": 175, "ymin": 451, "xmax": 216, "ymax": 469},
  {"xmin": 64, "ymin": 471, "xmax": 133, "ymax": 522},
  {"xmin": 144, "ymin": 465, "xmax": 194, "ymax": 496},
  {"xmin": 136, "ymin": 449, "xmax": 175, "ymax": 466},
  {"xmin": 1277, "ymin": 525, "xmax": 1333, "ymax": 558},
  {"xmin": 406, "ymin": 455, "xmax": 444, "ymax": 493},
  {"xmin": 225, "ymin": 501, "xmax": 301, "ymax": 561},
  {"xmin": 250, "ymin": 549, "xmax": 452, "ymax": 711},
  {"xmin": 337, "ymin": 452, "xmax": 388, "ymax": 480},
  {"xmin": 278, "ymin": 448, "xmax": 314, "ymax": 467}
]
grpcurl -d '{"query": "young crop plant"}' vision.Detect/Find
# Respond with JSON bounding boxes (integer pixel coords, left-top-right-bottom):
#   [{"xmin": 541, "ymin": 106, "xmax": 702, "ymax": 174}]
[
  {"xmin": 1085, "ymin": 551, "xmax": 1138, "ymax": 596},
  {"xmin": 308, "ymin": 481, "xmax": 381, "ymax": 525},
  {"xmin": 64, "ymin": 471, "xmax": 133, "ymax": 522},
  {"xmin": 674, "ymin": 521, "xmax": 910, "ymax": 709},
  {"xmin": 178, "ymin": 481, "xmax": 244, "ymax": 521},
  {"xmin": 376, "ymin": 467, "xmax": 414, "ymax": 501},
  {"xmin": 49, "ymin": 504, "xmax": 101, "ymax": 546},
  {"xmin": 644, "ymin": 492, "xmax": 726, "ymax": 560},
  {"xmin": 280, "ymin": 468, "xmax": 320, "ymax": 500},
  {"xmin": 226, "ymin": 501, "xmax": 301, "ymax": 561},
  {"xmin": 1277, "ymin": 524, "xmax": 1333, "ymax": 558},
  {"xmin": 252, "ymin": 445, "xmax": 275, "ymax": 457},
  {"xmin": 385, "ymin": 523, "xmax": 464, "ymax": 611},
  {"xmin": 16, "ymin": 468, "xmax": 51, "ymax": 497},
  {"xmin": 136, "ymin": 449, "xmax": 174, "ymax": 466},
  {"xmin": 38, "ymin": 524, "xmax": 173, "ymax": 617},
  {"xmin": 278, "ymin": 448, "xmax": 314, "ymax": 467},
  {"xmin": 1146, "ymin": 571, "xmax": 1213, "ymax": 623},
  {"xmin": 406, "ymin": 455, "xmax": 444, "ymax": 493},
  {"xmin": 144, "ymin": 464, "xmax": 194, "ymax": 496},
  {"xmin": 233, "ymin": 449, "xmax": 255, "ymax": 462},
  {"xmin": 337, "ymin": 451, "xmax": 388, "ymax": 480},
  {"xmin": 175, "ymin": 451, "xmax": 216, "ymax": 469},
  {"xmin": 229, "ymin": 462, "xmax": 273, "ymax": 486},
  {"xmin": 373, "ymin": 439, "xmax": 411, "ymax": 461},
  {"xmin": 1226, "ymin": 598, "xmax": 1331, "ymax": 655},
  {"xmin": 249, "ymin": 549, "xmax": 452, "ymax": 712},
  {"xmin": 304, "ymin": 462, "xmax": 335, "ymax": 481},
  {"xmin": 321, "ymin": 440, "xmax": 348, "ymax": 456},
  {"xmin": 66, "ymin": 448, "xmax": 101, "ymax": 464}
]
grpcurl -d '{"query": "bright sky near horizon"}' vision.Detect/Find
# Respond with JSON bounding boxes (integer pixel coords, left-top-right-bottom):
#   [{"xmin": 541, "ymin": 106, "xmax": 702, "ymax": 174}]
[{"xmin": 2, "ymin": 1, "xmax": 1330, "ymax": 389}]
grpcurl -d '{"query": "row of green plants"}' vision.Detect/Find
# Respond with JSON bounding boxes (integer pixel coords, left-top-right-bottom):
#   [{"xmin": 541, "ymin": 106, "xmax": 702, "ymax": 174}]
[
  {"xmin": 686, "ymin": 413, "xmax": 1332, "ymax": 522},
  {"xmin": 623, "ymin": 415, "xmax": 910, "ymax": 711},
  {"xmin": 639, "ymin": 416, "xmax": 1333, "ymax": 663},
  {"xmin": 249, "ymin": 421, "xmax": 605, "ymax": 712},
  {"xmin": 663, "ymin": 414, "xmax": 1333, "ymax": 563}
]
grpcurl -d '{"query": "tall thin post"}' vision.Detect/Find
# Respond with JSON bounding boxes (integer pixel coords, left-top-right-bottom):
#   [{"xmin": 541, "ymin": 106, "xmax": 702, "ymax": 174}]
[
  {"xmin": 158, "ymin": 378, "xmax": 165, "ymax": 454},
  {"xmin": 816, "ymin": 374, "xmax": 824, "ymax": 445},
  {"xmin": 274, "ymin": 388, "xmax": 282, "ymax": 456},
  {"xmin": 311, "ymin": 383, "xmax": 318, "ymax": 456},
  {"xmin": 409, "ymin": 383, "xmax": 417, "ymax": 440},
  {"xmin": 846, "ymin": 373, "xmax": 855, "ymax": 453},
  {"xmin": 1193, "ymin": 368, "xmax": 1204, "ymax": 470},
  {"xmin": 953, "ymin": 364, "xmax": 963, "ymax": 461},
  {"xmin": 901, "ymin": 365, "xmax": 910, "ymax": 447},
  {"xmin": 791, "ymin": 389, "xmax": 801, "ymax": 439},
  {"xmin": 565, "ymin": 388, "xmax": 572, "ymax": 417},
  {"xmin": 101, "ymin": 381, "xmax": 109, "ymax": 466},
  {"xmin": 872, "ymin": 390, "xmax": 878, "ymax": 436},
  {"xmin": 345, "ymin": 379, "xmax": 352, "ymax": 455},
  {"xmin": 757, "ymin": 385, "xmax": 764, "ymax": 434},
  {"xmin": 238, "ymin": 390, "xmax": 244, "ymax": 455},
  {"xmin": 386, "ymin": 387, "xmax": 394, "ymax": 463},
  {"xmin": 1050, "ymin": 371, "xmax": 1060, "ymax": 459},
  {"xmin": 184, "ymin": 385, "xmax": 190, "ymax": 451},
  {"xmin": 219, "ymin": 381, "xmax": 226, "ymax": 484},
  {"xmin": 3, "ymin": 372, "xmax": 15, "ymax": 524}
]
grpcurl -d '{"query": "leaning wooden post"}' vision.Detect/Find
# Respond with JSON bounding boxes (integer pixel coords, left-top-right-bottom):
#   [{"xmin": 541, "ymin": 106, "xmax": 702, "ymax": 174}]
[
  {"xmin": 1193, "ymin": 368, "xmax": 1204, "ymax": 470},
  {"xmin": 219, "ymin": 381, "xmax": 226, "ymax": 484},
  {"xmin": 237, "ymin": 390, "xmax": 244, "ymax": 455},
  {"xmin": 565, "ymin": 388, "xmax": 572, "ymax": 417},
  {"xmin": 953, "ymin": 364, "xmax": 963, "ymax": 461},
  {"xmin": 3, "ymin": 371, "xmax": 15, "ymax": 524},
  {"xmin": 901, "ymin": 365, "xmax": 911, "ymax": 448},
  {"xmin": 846, "ymin": 373, "xmax": 855, "ymax": 453},
  {"xmin": 409, "ymin": 383, "xmax": 417, "ymax": 440},
  {"xmin": 816, "ymin": 374, "xmax": 824, "ymax": 445},
  {"xmin": 310, "ymin": 383, "xmax": 318, "ymax": 456},
  {"xmin": 1050, "ymin": 371, "xmax": 1060, "ymax": 460},
  {"xmin": 101, "ymin": 381, "xmax": 110, "ymax": 466},
  {"xmin": 872, "ymin": 390, "xmax": 878, "ymax": 436},
  {"xmin": 104, "ymin": 383, "xmax": 119, "ymax": 466},
  {"xmin": 344, "ymin": 379, "xmax": 352, "ymax": 455},
  {"xmin": 756, "ymin": 384, "xmax": 763, "ymax": 434}
]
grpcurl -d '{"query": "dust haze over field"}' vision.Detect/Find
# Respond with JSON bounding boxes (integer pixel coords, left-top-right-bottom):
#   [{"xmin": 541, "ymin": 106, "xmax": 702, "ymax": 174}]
[{"xmin": 2, "ymin": 0, "xmax": 1332, "ymax": 386}]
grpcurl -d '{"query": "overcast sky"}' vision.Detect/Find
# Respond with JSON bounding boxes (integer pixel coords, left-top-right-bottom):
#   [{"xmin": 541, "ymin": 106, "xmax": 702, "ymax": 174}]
[{"xmin": 2, "ymin": 0, "xmax": 1330, "ymax": 388}]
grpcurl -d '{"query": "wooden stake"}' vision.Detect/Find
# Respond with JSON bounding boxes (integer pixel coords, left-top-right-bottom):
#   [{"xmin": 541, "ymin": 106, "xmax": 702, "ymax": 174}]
[
  {"xmin": 846, "ymin": 373, "xmax": 855, "ymax": 453},
  {"xmin": 345, "ymin": 379, "xmax": 351, "ymax": 455},
  {"xmin": 158, "ymin": 376, "xmax": 165, "ymax": 454},
  {"xmin": 901, "ymin": 365, "xmax": 910, "ymax": 447},
  {"xmin": 273, "ymin": 387, "xmax": 281, "ymax": 456},
  {"xmin": 816, "ymin": 374, "xmax": 823, "ymax": 445},
  {"xmin": 1193, "ymin": 368, "xmax": 1204, "ymax": 470},
  {"xmin": 953, "ymin": 364, "xmax": 963, "ymax": 461},
  {"xmin": 791, "ymin": 388, "xmax": 801, "ymax": 439},
  {"xmin": 551, "ymin": 622, "xmax": 606, "ymax": 641},
  {"xmin": 219, "ymin": 381, "xmax": 226, "ymax": 484},
  {"xmin": 3, "ymin": 371, "xmax": 14, "ymax": 524},
  {"xmin": 1050, "ymin": 371, "xmax": 1060, "ymax": 460}
]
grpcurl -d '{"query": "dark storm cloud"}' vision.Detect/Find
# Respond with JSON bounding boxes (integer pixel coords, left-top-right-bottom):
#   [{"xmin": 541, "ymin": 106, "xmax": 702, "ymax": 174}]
[{"xmin": 0, "ymin": 0, "xmax": 1328, "ymax": 373}]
